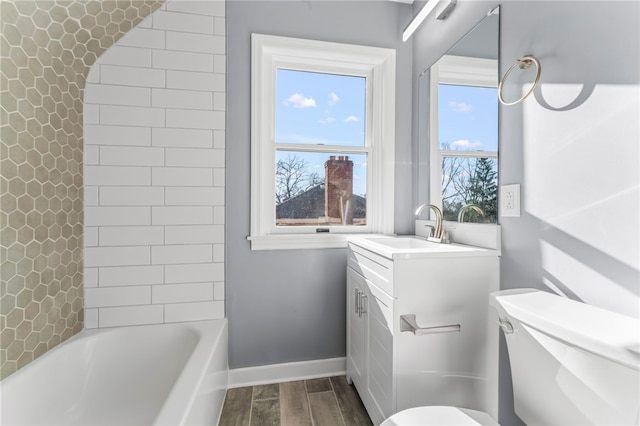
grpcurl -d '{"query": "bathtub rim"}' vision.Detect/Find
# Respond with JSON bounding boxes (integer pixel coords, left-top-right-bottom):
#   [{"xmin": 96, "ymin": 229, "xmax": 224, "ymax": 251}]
[
  {"xmin": 154, "ymin": 319, "xmax": 228, "ymax": 425},
  {"xmin": 0, "ymin": 319, "xmax": 229, "ymax": 426}
]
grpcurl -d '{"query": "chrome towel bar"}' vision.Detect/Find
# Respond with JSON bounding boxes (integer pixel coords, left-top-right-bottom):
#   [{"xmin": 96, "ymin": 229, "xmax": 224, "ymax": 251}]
[{"xmin": 400, "ymin": 314, "xmax": 461, "ymax": 336}]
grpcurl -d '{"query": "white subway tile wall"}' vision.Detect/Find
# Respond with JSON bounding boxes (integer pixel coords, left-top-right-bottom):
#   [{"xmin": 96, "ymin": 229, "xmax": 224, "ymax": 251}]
[
  {"xmin": 85, "ymin": 125, "xmax": 152, "ymax": 146},
  {"xmin": 99, "ymin": 46, "xmax": 153, "ymax": 68},
  {"xmin": 84, "ymin": 2, "xmax": 226, "ymax": 328}
]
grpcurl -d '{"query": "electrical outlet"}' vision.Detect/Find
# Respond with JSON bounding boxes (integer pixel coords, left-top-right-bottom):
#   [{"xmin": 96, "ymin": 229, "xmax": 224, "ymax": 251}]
[
  {"xmin": 505, "ymin": 191, "xmax": 514, "ymax": 210},
  {"xmin": 501, "ymin": 184, "xmax": 521, "ymax": 217}
]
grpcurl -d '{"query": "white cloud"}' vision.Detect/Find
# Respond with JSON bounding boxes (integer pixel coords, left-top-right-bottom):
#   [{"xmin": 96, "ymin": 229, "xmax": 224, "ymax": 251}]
[
  {"xmin": 450, "ymin": 139, "xmax": 483, "ymax": 150},
  {"xmin": 283, "ymin": 93, "xmax": 316, "ymax": 108},
  {"xmin": 343, "ymin": 115, "xmax": 359, "ymax": 123},
  {"xmin": 449, "ymin": 101, "xmax": 473, "ymax": 112},
  {"xmin": 328, "ymin": 92, "xmax": 340, "ymax": 106},
  {"xmin": 317, "ymin": 117, "xmax": 336, "ymax": 125}
]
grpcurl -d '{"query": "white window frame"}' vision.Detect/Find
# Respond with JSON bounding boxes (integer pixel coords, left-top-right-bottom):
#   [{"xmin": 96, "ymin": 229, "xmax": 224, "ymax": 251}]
[
  {"xmin": 250, "ymin": 34, "xmax": 396, "ymax": 250},
  {"xmin": 429, "ymin": 55, "xmax": 498, "ymax": 215}
]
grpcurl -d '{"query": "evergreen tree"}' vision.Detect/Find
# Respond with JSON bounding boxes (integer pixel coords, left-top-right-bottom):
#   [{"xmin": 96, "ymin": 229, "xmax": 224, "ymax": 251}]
[{"xmin": 465, "ymin": 158, "xmax": 497, "ymax": 223}]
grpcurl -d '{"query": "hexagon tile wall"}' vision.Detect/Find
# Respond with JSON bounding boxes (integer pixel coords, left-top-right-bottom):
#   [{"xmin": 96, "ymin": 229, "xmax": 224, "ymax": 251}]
[{"xmin": 1, "ymin": 0, "xmax": 165, "ymax": 379}]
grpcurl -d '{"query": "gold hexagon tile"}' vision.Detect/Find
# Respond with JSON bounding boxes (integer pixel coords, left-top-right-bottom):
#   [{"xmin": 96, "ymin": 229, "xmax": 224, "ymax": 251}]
[{"xmin": 1, "ymin": 0, "xmax": 165, "ymax": 380}]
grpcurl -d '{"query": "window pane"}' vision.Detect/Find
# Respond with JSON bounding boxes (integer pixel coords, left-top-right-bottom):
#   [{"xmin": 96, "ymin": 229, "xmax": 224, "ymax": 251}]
[
  {"xmin": 438, "ymin": 84, "xmax": 498, "ymax": 152},
  {"xmin": 276, "ymin": 69, "xmax": 366, "ymax": 147},
  {"xmin": 441, "ymin": 156, "xmax": 497, "ymax": 223},
  {"xmin": 275, "ymin": 151, "xmax": 367, "ymax": 227}
]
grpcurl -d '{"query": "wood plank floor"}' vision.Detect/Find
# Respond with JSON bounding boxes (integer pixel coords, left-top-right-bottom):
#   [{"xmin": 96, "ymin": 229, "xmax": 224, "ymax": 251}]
[{"xmin": 219, "ymin": 375, "xmax": 373, "ymax": 426}]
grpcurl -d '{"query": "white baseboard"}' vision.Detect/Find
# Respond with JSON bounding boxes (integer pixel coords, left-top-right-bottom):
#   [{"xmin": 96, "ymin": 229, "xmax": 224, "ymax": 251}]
[{"xmin": 228, "ymin": 357, "xmax": 346, "ymax": 388}]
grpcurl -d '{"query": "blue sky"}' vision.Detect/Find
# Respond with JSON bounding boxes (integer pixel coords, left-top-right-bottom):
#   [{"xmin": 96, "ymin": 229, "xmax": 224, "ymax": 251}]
[
  {"xmin": 275, "ymin": 69, "xmax": 368, "ymax": 196},
  {"xmin": 438, "ymin": 84, "xmax": 498, "ymax": 152},
  {"xmin": 276, "ymin": 69, "xmax": 366, "ymax": 146}
]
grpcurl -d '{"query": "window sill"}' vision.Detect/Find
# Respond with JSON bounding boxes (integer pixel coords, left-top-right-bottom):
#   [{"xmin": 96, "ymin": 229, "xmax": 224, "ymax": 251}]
[{"xmin": 248, "ymin": 233, "xmax": 388, "ymax": 251}]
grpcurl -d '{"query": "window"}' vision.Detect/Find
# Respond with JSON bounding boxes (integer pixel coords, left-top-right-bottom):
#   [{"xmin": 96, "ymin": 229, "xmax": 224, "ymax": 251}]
[
  {"xmin": 250, "ymin": 34, "xmax": 396, "ymax": 250},
  {"xmin": 430, "ymin": 55, "xmax": 498, "ymax": 223},
  {"xmin": 275, "ymin": 70, "xmax": 367, "ymax": 227}
]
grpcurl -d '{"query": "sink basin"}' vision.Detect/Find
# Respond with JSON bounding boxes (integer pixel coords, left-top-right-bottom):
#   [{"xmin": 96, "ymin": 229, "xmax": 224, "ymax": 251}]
[
  {"xmin": 349, "ymin": 235, "xmax": 494, "ymax": 259},
  {"xmin": 365, "ymin": 237, "xmax": 445, "ymax": 249}
]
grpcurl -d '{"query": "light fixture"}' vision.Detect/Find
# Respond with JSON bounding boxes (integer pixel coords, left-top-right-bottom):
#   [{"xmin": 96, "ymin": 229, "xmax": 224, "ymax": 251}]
[{"xmin": 402, "ymin": 0, "xmax": 457, "ymax": 42}]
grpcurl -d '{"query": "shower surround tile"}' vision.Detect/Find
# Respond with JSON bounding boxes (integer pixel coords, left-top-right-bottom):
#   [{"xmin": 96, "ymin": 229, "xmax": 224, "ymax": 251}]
[
  {"xmin": 83, "ymin": 1, "xmax": 226, "ymax": 330},
  {"xmin": 0, "ymin": 0, "xmax": 166, "ymax": 380}
]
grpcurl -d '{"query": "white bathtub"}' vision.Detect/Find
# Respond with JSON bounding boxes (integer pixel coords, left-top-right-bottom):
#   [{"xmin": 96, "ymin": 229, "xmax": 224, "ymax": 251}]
[{"xmin": 0, "ymin": 319, "xmax": 228, "ymax": 425}]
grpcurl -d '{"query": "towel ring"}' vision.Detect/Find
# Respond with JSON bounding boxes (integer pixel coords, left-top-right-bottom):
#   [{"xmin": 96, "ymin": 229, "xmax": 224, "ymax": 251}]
[{"xmin": 498, "ymin": 55, "xmax": 541, "ymax": 105}]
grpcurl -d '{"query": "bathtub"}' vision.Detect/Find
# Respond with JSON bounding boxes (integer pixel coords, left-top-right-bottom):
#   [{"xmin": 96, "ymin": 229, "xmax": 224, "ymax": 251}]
[{"xmin": 0, "ymin": 319, "xmax": 228, "ymax": 425}]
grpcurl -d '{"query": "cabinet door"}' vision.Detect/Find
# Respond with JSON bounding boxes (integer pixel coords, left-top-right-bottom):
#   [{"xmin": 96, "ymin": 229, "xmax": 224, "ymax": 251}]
[
  {"xmin": 365, "ymin": 281, "xmax": 395, "ymax": 424},
  {"xmin": 346, "ymin": 267, "xmax": 366, "ymax": 388}
]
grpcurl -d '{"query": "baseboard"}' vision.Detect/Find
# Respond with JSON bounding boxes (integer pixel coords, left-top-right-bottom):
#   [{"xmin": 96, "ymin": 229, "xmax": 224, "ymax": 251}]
[{"xmin": 228, "ymin": 357, "xmax": 346, "ymax": 388}]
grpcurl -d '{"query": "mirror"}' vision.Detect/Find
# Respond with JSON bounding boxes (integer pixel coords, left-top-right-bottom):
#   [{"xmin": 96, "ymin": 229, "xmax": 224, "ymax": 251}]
[{"xmin": 418, "ymin": 8, "xmax": 500, "ymax": 224}]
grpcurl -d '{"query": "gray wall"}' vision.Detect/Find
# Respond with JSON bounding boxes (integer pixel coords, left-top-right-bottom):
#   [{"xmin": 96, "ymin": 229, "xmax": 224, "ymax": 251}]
[
  {"xmin": 412, "ymin": 1, "xmax": 639, "ymax": 424},
  {"xmin": 226, "ymin": 1, "xmax": 413, "ymax": 369}
]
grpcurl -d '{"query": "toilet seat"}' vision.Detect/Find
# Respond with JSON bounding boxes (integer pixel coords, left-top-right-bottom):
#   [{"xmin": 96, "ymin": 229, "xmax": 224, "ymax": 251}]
[{"xmin": 381, "ymin": 406, "xmax": 499, "ymax": 426}]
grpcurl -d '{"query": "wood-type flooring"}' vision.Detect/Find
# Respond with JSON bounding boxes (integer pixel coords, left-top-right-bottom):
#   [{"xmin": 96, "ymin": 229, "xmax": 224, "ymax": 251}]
[{"xmin": 219, "ymin": 375, "xmax": 373, "ymax": 426}]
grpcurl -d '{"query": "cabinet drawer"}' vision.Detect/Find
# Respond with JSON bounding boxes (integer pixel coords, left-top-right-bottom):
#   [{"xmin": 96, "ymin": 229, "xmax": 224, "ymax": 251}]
[{"xmin": 348, "ymin": 243, "xmax": 394, "ymax": 296}]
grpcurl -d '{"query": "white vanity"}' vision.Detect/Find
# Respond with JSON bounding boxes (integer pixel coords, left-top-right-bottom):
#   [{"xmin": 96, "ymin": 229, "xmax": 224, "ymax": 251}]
[{"xmin": 346, "ymin": 236, "xmax": 499, "ymax": 425}]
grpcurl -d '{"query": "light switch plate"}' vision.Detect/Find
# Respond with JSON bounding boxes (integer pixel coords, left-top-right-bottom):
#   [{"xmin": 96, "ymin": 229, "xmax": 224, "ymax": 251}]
[{"xmin": 500, "ymin": 184, "xmax": 521, "ymax": 217}]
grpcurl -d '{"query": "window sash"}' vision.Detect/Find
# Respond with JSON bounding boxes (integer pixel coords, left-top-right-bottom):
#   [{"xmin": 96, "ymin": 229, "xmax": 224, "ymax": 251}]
[
  {"xmin": 271, "ymin": 67, "xmax": 373, "ymax": 233},
  {"xmin": 275, "ymin": 68, "xmax": 367, "ymax": 148},
  {"xmin": 441, "ymin": 150, "xmax": 497, "ymax": 159},
  {"xmin": 274, "ymin": 150, "xmax": 369, "ymax": 231},
  {"xmin": 275, "ymin": 143, "xmax": 370, "ymax": 155}
]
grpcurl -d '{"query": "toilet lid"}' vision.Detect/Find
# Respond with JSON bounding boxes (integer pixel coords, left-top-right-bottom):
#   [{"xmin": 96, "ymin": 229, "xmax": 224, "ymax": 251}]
[{"xmin": 381, "ymin": 406, "xmax": 498, "ymax": 426}]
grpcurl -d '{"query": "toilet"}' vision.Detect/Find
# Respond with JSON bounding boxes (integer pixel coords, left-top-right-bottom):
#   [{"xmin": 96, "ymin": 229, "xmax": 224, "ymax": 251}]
[
  {"xmin": 382, "ymin": 288, "xmax": 640, "ymax": 425},
  {"xmin": 382, "ymin": 406, "xmax": 497, "ymax": 425}
]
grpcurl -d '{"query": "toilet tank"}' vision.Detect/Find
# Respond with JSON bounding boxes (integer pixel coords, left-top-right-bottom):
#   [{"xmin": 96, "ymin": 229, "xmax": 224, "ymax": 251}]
[{"xmin": 491, "ymin": 289, "xmax": 639, "ymax": 425}]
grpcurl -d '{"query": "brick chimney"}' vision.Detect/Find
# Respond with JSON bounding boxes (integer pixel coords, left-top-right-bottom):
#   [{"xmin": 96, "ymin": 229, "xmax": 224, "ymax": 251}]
[{"xmin": 325, "ymin": 155, "xmax": 354, "ymax": 224}]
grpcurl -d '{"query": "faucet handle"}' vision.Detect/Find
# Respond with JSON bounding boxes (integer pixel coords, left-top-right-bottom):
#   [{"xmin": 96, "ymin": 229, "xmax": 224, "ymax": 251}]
[
  {"xmin": 443, "ymin": 226, "xmax": 455, "ymax": 244},
  {"xmin": 441, "ymin": 229, "xmax": 451, "ymax": 244},
  {"xmin": 424, "ymin": 224, "xmax": 435, "ymax": 237}
]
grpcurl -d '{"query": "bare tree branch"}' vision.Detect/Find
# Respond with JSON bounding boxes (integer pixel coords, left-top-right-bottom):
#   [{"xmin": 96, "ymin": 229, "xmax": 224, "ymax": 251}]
[{"xmin": 276, "ymin": 154, "xmax": 325, "ymax": 204}]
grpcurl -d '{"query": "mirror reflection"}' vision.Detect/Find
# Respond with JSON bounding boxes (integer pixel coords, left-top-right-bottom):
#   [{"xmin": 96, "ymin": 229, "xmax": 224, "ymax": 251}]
[{"xmin": 418, "ymin": 8, "xmax": 500, "ymax": 224}]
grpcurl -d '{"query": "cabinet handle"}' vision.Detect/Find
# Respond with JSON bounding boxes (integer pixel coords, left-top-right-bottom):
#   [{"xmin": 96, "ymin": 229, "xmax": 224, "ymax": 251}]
[
  {"xmin": 400, "ymin": 314, "xmax": 460, "ymax": 335},
  {"xmin": 358, "ymin": 294, "xmax": 367, "ymax": 318},
  {"xmin": 355, "ymin": 289, "xmax": 360, "ymax": 314}
]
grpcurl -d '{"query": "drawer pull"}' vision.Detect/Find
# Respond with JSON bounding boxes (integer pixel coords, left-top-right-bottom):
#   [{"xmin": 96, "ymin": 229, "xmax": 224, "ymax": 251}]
[
  {"xmin": 400, "ymin": 314, "xmax": 461, "ymax": 335},
  {"xmin": 354, "ymin": 289, "xmax": 367, "ymax": 317},
  {"xmin": 359, "ymin": 294, "xmax": 367, "ymax": 318}
]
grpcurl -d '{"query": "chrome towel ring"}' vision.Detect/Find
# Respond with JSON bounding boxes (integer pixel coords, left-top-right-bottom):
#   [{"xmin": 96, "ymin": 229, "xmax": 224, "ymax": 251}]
[{"xmin": 498, "ymin": 55, "xmax": 541, "ymax": 105}]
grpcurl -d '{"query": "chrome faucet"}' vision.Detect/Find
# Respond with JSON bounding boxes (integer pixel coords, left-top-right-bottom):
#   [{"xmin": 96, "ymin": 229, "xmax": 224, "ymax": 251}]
[
  {"xmin": 457, "ymin": 204, "xmax": 485, "ymax": 222},
  {"xmin": 415, "ymin": 204, "xmax": 443, "ymax": 239}
]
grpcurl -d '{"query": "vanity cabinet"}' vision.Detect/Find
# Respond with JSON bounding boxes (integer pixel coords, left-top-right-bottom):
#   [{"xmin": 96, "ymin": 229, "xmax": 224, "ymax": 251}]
[
  {"xmin": 347, "ymin": 266, "xmax": 395, "ymax": 422},
  {"xmin": 346, "ymin": 240, "xmax": 499, "ymax": 426}
]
